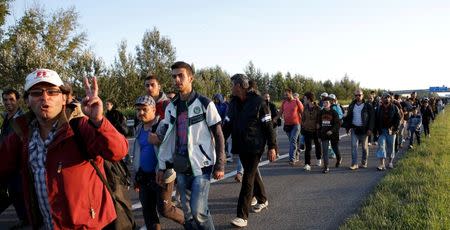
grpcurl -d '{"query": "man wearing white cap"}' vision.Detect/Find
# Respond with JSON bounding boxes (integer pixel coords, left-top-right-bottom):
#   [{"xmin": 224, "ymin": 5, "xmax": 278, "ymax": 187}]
[
  {"xmin": 319, "ymin": 92, "xmax": 328, "ymax": 108},
  {"xmin": 0, "ymin": 69, "xmax": 128, "ymax": 229}
]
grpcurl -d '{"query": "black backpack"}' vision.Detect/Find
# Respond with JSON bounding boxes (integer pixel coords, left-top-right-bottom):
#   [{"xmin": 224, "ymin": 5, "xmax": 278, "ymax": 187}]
[{"xmin": 70, "ymin": 117, "xmax": 136, "ymax": 230}]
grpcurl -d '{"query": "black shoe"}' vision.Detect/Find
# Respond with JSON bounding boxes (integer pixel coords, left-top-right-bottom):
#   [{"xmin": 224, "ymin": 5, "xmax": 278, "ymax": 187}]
[
  {"xmin": 300, "ymin": 144, "xmax": 305, "ymax": 151},
  {"xmin": 377, "ymin": 166, "xmax": 386, "ymax": 171},
  {"xmin": 322, "ymin": 167, "xmax": 330, "ymax": 173},
  {"xmin": 335, "ymin": 159, "xmax": 342, "ymax": 168}
]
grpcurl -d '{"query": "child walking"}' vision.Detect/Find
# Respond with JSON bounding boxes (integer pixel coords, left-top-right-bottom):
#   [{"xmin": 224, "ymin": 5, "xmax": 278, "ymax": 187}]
[
  {"xmin": 408, "ymin": 106, "xmax": 422, "ymax": 149},
  {"xmin": 318, "ymin": 97, "xmax": 341, "ymax": 173}
]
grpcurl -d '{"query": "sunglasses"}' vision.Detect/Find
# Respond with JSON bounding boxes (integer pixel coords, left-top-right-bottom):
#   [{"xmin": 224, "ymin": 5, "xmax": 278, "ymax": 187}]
[
  {"xmin": 354, "ymin": 94, "xmax": 362, "ymax": 97},
  {"xmin": 28, "ymin": 88, "xmax": 62, "ymax": 97}
]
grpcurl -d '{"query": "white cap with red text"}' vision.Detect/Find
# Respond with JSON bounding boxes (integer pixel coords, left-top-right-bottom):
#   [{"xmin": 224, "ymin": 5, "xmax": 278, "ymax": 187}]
[{"xmin": 24, "ymin": 69, "xmax": 64, "ymax": 91}]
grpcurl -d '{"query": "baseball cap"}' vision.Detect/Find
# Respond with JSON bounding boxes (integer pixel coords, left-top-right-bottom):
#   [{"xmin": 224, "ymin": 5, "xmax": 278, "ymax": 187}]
[
  {"xmin": 320, "ymin": 92, "xmax": 328, "ymax": 97},
  {"xmin": 329, "ymin": 94, "xmax": 337, "ymax": 100},
  {"xmin": 24, "ymin": 69, "xmax": 64, "ymax": 91},
  {"xmin": 135, "ymin": 95, "xmax": 155, "ymax": 106}
]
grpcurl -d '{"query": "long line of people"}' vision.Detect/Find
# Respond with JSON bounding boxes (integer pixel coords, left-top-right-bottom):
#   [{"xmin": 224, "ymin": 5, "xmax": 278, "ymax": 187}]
[{"xmin": 0, "ymin": 66, "xmax": 446, "ymax": 229}]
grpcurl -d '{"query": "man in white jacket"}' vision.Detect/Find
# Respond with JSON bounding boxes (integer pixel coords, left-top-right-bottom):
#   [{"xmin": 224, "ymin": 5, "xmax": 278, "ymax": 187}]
[{"xmin": 156, "ymin": 61, "xmax": 225, "ymax": 230}]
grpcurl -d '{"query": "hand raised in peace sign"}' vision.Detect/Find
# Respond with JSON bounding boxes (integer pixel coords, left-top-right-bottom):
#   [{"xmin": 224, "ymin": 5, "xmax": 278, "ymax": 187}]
[{"xmin": 81, "ymin": 76, "xmax": 104, "ymax": 126}]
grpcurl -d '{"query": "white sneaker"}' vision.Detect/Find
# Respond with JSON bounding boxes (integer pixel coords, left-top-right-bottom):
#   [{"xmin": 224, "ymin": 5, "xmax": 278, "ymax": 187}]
[
  {"xmin": 303, "ymin": 164, "xmax": 311, "ymax": 171},
  {"xmin": 388, "ymin": 162, "xmax": 394, "ymax": 169},
  {"xmin": 231, "ymin": 217, "xmax": 247, "ymax": 227},
  {"xmin": 251, "ymin": 197, "xmax": 257, "ymax": 206},
  {"xmin": 164, "ymin": 169, "xmax": 176, "ymax": 183},
  {"xmin": 252, "ymin": 201, "xmax": 268, "ymax": 213},
  {"xmin": 316, "ymin": 159, "xmax": 322, "ymax": 167}
]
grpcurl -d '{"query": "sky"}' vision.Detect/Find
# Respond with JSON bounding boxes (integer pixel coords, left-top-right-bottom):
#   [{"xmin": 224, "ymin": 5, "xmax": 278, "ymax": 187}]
[{"xmin": 6, "ymin": 0, "xmax": 450, "ymax": 91}]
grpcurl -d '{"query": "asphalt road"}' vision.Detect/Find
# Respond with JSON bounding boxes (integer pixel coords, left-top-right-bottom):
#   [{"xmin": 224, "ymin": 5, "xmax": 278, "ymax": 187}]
[{"xmin": 0, "ymin": 128, "xmax": 407, "ymax": 230}]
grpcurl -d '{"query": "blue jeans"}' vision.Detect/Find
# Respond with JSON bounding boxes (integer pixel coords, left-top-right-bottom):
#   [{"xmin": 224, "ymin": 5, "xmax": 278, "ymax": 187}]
[
  {"xmin": 285, "ymin": 124, "xmax": 301, "ymax": 162},
  {"xmin": 236, "ymin": 158, "xmax": 244, "ymax": 174},
  {"xmin": 177, "ymin": 172, "xmax": 215, "ymax": 230},
  {"xmin": 351, "ymin": 129, "xmax": 369, "ymax": 165},
  {"xmin": 376, "ymin": 129, "xmax": 396, "ymax": 159}
]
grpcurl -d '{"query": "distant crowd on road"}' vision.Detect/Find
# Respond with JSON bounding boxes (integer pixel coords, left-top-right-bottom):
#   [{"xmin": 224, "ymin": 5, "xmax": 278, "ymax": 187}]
[{"xmin": 0, "ymin": 63, "xmax": 447, "ymax": 230}]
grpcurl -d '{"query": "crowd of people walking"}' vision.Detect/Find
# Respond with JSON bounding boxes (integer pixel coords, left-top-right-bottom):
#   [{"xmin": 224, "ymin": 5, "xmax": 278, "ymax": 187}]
[{"xmin": 0, "ymin": 63, "xmax": 447, "ymax": 230}]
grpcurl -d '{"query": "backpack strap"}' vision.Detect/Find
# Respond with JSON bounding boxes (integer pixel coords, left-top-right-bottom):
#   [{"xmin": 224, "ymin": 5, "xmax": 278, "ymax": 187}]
[
  {"xmin": 69, "ymin": 118, "xmax": 114, "ymax": 197},
  {"xmin": 69, "ymin": 118, "xmax": 135, "ymax": 228}
]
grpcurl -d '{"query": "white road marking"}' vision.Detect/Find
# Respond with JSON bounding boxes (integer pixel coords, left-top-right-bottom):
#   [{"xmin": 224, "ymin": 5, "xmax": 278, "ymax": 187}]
[{"xmin": 131, "ymin": 134, "xmax": 349, "ymax": 211}]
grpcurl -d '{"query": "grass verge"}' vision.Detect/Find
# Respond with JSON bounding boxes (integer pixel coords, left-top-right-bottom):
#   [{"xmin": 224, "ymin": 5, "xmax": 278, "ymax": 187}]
[{"xmin": 340, "ymin": 108, "xmax": 450, "ymax": 229}]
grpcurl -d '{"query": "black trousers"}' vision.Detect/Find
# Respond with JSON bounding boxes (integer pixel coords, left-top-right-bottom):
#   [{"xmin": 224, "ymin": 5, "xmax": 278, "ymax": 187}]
[
  {"xmin": 303, "ymin": 130, "xmax": 322, "ymax": 165},
  {"xmin": 237, "ymin": 152, "xmax": 267, "ymax": 220}
]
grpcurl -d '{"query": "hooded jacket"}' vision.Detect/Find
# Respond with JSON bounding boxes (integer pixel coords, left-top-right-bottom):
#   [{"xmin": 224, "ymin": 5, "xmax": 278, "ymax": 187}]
[{"xmin": 213, "ymin": 93, "xmax": 228, "ymax": 123}]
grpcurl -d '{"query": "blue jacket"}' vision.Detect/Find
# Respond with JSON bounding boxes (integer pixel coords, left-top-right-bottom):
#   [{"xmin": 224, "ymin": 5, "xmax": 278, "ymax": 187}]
[
  {"xmin": 408, "ymin": 114, "xmax": 422, "ymax": 131},
  {"xmin": 213, "ymin": 93, "xmax": 228, "ymax": 123}
]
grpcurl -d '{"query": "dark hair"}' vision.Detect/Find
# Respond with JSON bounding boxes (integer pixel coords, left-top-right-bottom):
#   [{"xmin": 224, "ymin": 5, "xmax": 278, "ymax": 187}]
[
  {"xmin": 304, "ymin": 91, "xmax": 315, "ymax": 101},
  {"xmin": 230, "ymin": 74, "xmax": 249, "ymax": 89},
  {"xmin": 106, "ymin": 99, "xmax": 115, "ymax": 105},
  {"xmin": 106, "ymin": 99, "xmax": 117, "ymax": 109},
  {"xmin": 2, "ymin": 88, "xmax": 20, "ymax": 100},
  {"xmin": 285, "ymin": 88, "xmax": 292, "ymax": 93},
  {"xmin": 171, "ymin": 61, "xmax": 194, "ymax": 76},
  {"xmin": 144, "ymin": 74, "xmax": 160, "ymax": 83}
]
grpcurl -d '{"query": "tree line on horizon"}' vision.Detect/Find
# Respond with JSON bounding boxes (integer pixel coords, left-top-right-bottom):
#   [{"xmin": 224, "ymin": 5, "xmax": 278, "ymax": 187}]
[{"xmin": 0, "ymin": 3, "xmax": 378, "ymax": 110}]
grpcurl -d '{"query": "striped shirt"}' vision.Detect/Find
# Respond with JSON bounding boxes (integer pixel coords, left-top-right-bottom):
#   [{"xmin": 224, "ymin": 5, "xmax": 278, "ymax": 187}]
[{"xmin": 28, "ymin": 120, "xmax": 58, "ymax": 230}]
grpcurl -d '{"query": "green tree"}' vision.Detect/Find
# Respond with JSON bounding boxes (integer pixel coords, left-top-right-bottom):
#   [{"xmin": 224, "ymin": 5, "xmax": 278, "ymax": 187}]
[
  {"xmin": 195, "ymin": 65, "xmax": 230, "ymax": 98},
  {"xmin": 98, "ymin": 40, "xmax": 141, "ymax": 109},
  {"xmin": 135, "ymin": 27, "xmax": 176, "ymax": 91},
  {"xmin": 0, "ymin": 6, "xmax": 87, "ymax": 91},
  {"xmin": 269, "ymin": 72, "xmax": 286, "ymax": 101},
  {"xmin": 67, "ymin": 49, "xmax": 106, "ymax": 97},
  {"xmin": 244, "ymin": 61, "xmax": 266, "ymax": 93},
  {"xmin": 0, "ymin": 0, "xmax": 11, "ymax": 28}
]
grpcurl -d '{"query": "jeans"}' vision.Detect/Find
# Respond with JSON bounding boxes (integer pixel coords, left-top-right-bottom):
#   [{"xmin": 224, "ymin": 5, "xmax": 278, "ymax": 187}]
[
  {"xmin": 409, "ymin": 130, "xmax": 421, "ymax": 146},
  {"xmin": 321, "ymin": 139, "xmax": 341, "ymax": 168},
  {"xmin": 351, "ymin": 129, "xmax": 369, "ymax": 165},
  {"xmin": 177, "ymin": 172, "xmax": 215, "ymax": 230},
  {"xmin": 376, "ymin": 129, "xmax": 396, "ymax": 159},
  {"xmin": 303, "ymin": 130, "xmax": 322, "ymax": 165},
  {"xmin": 236, "ymin": 158, "xmax": 244, "ymax": 174},
  {"xmin": 237, "ymin": 152, "xmax": 267, "ymax": 220},
  {"xmin": 285, "ymin": 124, "xmax": 301, "ymax": 162}
]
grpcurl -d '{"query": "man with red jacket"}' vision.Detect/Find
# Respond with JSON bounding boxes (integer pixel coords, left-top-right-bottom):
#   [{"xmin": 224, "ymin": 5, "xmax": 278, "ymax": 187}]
[{"xmin": 0, "ymin": 69, "xmax": 128, "ymax": 229}]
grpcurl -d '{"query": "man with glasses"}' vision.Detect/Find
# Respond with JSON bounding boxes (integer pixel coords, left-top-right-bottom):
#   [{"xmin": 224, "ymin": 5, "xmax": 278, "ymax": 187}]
[
  {"xmin": 0, "ymin": 69, "xmax": 129, "ymax": 229},
  {"xmin": 343, "ymin": 89, "xmax": 374, "ymax": 170}
]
